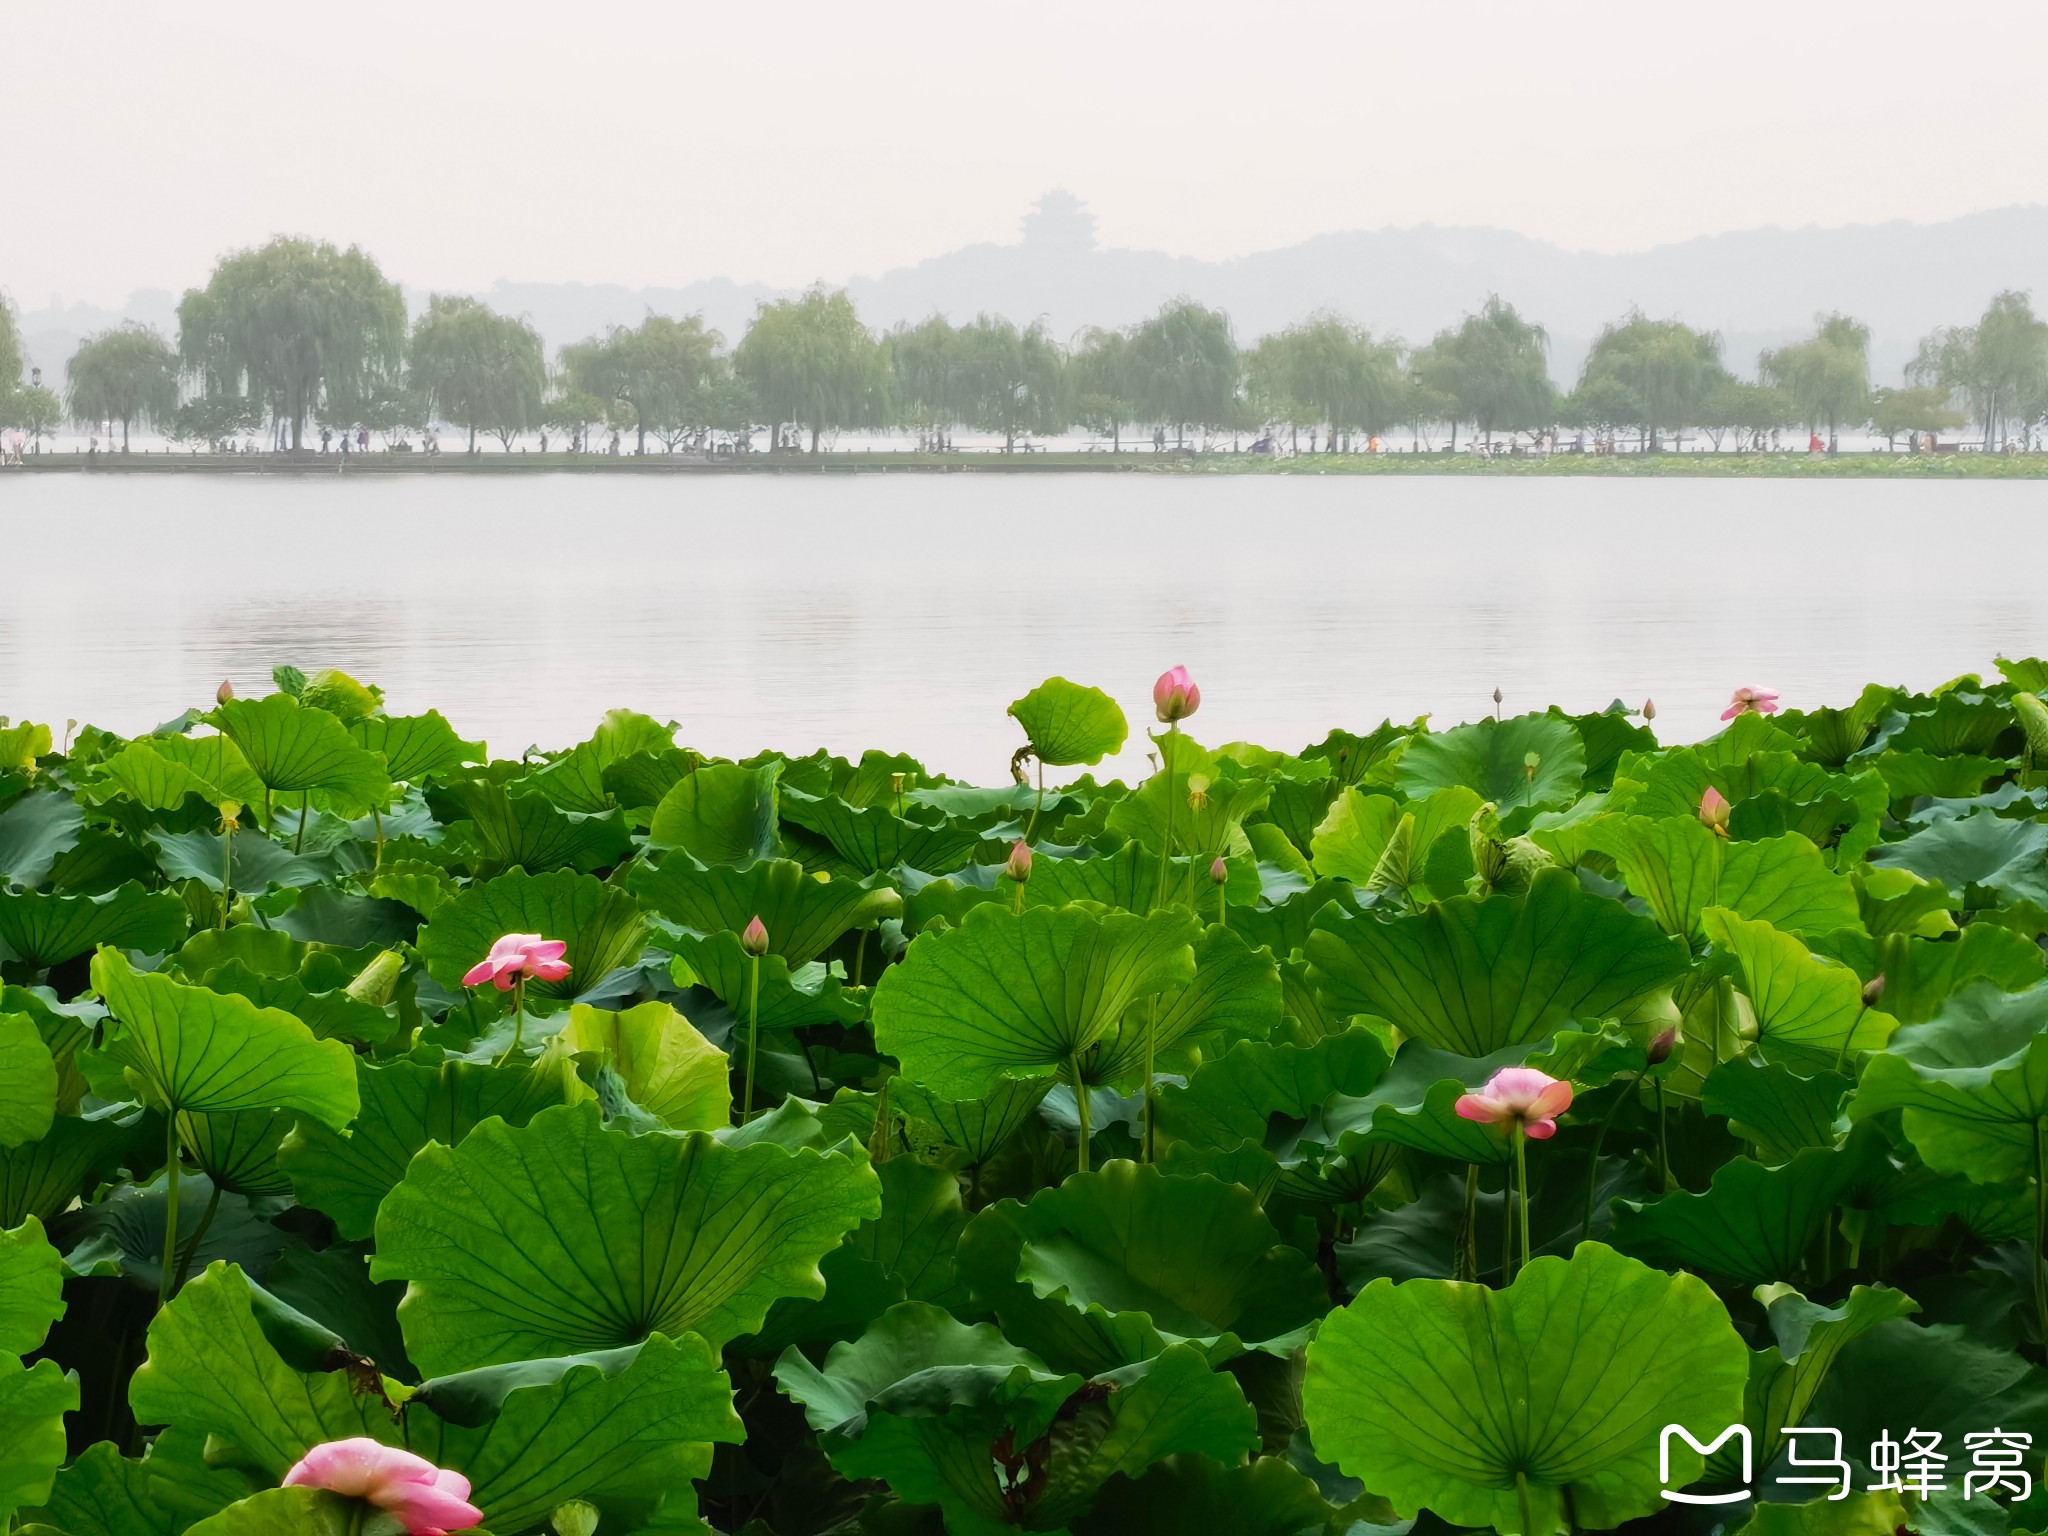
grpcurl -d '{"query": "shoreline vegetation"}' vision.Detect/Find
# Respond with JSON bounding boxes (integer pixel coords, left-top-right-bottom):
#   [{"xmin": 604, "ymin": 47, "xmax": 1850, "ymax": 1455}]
[
  {"xmin": 8, "ymin": 446, "xmax": 2048, "ymax": 477},
  {"xmin": 6, "ymin": 235, "xmax": 2048, "ymax": 465}
]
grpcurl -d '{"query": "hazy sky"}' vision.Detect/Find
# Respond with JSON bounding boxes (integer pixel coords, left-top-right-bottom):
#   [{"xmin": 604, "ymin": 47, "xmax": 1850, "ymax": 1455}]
[{"xmin": 9, "ymin": 0, "xmax": 2048, "ymax": 308}]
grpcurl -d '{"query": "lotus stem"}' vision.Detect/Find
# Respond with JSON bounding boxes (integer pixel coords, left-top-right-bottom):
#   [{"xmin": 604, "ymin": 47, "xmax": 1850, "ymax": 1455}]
[
  {"xmin": 742, "ymin": 951, "xmax": 761, "ymax": 1123},
  {"xmin": 158, "ymin": 1114, "xmax": 182, "ymax": 1307},
  {"xmin": 496, "ymin": 976, "xmax": 526, "ymax": 1067},
  {"xmin": 1581, "ymin": 1073, "xmax": 1641, "ymax": 1243},
  {"xmin": 171, "ymin": 1179, "xmax": 223, "ymax": 1293},
  {"xmin": 1655, "ymin": 1079, "xmax": 1670, "ymax": 1191},
  {"xmin": 294, "ymin": 790, "xmax": 310, "ymax": 854},
  {"xmin": 1461, "ymin": 1163, "xmax": 1479, "ymax": 1281},
  {"xmin": 1834, "ymin": 1003, "xmax": 1866, "ymax": 1073},
  {"xmin": 371, "ymin": 805, "xmax": 384, "ymax": 871},
  {"xmin": 1153, "ymin": 729, "xmax": 1178, "ymax": 913},
  {"xmin": 219, "ymin": 824, "xmax": 232, "ymax": 930},
  {"xmin": 1141, "ymin": 1000, "xmax": 1158, "ymax": 1163},
  {"xmin": 853, "ymin": 930, "xmax": 867, "ymax": 988},
  {"xmin": 1514, "ymin": 1123, "xmax": 1532, "ymax": 1275},
  {"xmin": 1024, "ymin": 758, "xmax": 1045, "ymax": 843},
  {"xmin": 1516, "ymin": 1471, "xmax": 1537, "ymax": 1536},
  {"xmin": 1071, "ymin": 1053, "xmax": 1091, "ymax": 1173}
]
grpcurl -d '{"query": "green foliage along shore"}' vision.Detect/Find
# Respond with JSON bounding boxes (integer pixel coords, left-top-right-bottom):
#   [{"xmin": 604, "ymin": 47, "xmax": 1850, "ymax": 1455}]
[
  {"xmin": 5, "ymin": 236, "xmax": 2047, "ymax": 457},
  {"xmin": 5, "ymin": 660, "xmax": 2048, "ymax": 1532}
]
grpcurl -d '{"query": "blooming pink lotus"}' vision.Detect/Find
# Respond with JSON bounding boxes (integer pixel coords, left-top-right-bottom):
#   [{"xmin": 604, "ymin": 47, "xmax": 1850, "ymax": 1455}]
[
  {"xmin": 1454, "ymin": 1067, "xmax": 1574, "ymax": 1140},
  {"xmin": 283, "ymin": 1439, "xmax": 481, "ymax": 1535},
  {"xmin": 1721, "ymin": 686, "xmax": 1781, "ymax": 720},
  {"xmin": 460, "ymin": 933, "xmax": 571, "ymax": 990},
  {"xmin": 1699, "ymin": 785, "xmax": 1732, "ymax": 837},
  {"xmin": 1153, "ymin": 666, "xmax": 1200, "ymax": 725}
]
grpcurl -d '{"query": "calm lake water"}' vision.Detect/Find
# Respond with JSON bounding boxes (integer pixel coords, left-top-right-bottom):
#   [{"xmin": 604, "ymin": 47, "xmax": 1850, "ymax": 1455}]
[{"xmin": 3, "ymin": 473, "xmax": 2044, "ymax": 782}]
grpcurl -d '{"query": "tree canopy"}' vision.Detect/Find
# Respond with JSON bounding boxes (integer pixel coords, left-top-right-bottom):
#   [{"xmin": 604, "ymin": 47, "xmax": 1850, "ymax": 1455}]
[
  {"xmin": 1761, "ymin": 313, "xmax": 1871, "ymax": 450},
  {"xmin": 65, "ymin": 325, "xmax": 181, "ymax": 450},
  {"xmin": 1413, "ymin": 296, "xmax": 1554, "ymax": 446},
  {"xmin": 1910, "ymin": 290, "xmax": 2048, "ymax": 450},
  {"xmin": 1128, "ymin": 299, "xmax": 1239, "ymax": 444},
  {"xmin": 733, "ymin": 287, "xmax": 888, "ymax": 453},
  {"xmin": 1576, "ymin": 312, "xmax": 1726, "ymax": 448},
  {"xmin": 563, "ymin": 313, "xmax": 727, "ymax": 455},
  {"xmin": 177, "ymin": 237, "xmax": 406, "ymax": 450},
  {"xmin": 1249, "ymin": 314, "xmax": 1405, "ymax": 448},
  {"xmin": 410, "ymin": 296, "xmax": 547, "ymax": 453}
]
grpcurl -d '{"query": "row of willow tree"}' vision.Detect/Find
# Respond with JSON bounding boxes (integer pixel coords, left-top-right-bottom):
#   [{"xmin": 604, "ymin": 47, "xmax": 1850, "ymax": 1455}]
[{"xmin": 3, "ymin": 236, "xmax": 2046, "ymax": 453}]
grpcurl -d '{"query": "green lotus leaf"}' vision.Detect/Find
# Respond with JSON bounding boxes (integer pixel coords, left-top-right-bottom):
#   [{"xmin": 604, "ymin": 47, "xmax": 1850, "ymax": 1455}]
[
  {"xmin": 23, "ymin": 1435, "xmax": 242, "ymax": 1536},
  {"xmin": 889, "ymin": 1078, "xmax": 1051, "ymax": 1167},
  {"xmin": 1868, "ymin": 808, "xmax": 2048, "ymax": 910},
  {"xmin": 174, "ymin": 1109, "xmax": 292, "ymax": 1195},
  {"xmin": 0, "ymin": 1017, "xmax": 56, "ymax": 1149},
  {"xmin": 1703, "ymin": 908, "xmax": 1896, "ymax": 1069},
  {"xmin": 1087, "ymin": 924, "xmax": 1281, "ymax": 1086},
  {"xmin": 1310, "ymin": 784, "xmax": 1480, "ymax": 895},
  {"xmin": 278, "ymin": 1056, "xmax": 581, "ymax": 1240},
  {"xmin": 562, "ymin": 1002, "xmax": 730, "ymax": 1132},
  {"xmin": 209, "ymin": 695, "xmax": 390, "ymax": 803},
  {"xmin": 366, "ymin": 858, "xmax": 458, "ymax": 919},
  {"xmin": 957, "ymin": 1161, "xmax": 1329, "ymax": 1372},
  {"xmin": 0, "ymin": 1357, "xmax": 83, "ymax": 1525},
  {"xmin": 1397, "ymin": 712, "xmax": 1585, "ymax": 824},
  {"xmin": 416, "ymin": 867, "xmax": 647, "ymax": 997},
  {"xmin": 1069, "ymin": 1454, "xmax": 1336, "ymax": 1536},
  {"xmin": 1700, "ymin": 1058, "xmax": 1848, "ymax": 1163},
  {"xmin": 194, "ymin": 961, "xmax": 395, "ymax": 1046},
  {"xmin": 182, "ymin": 1487, "xmax": 352, "ymax": 1535},
  {"xmin": 372, "ymin": 1101, "xmax": 881, "ymax": 1373},
  {"xmin": 774, "ymin": 1300, "xmax": 1076, "ymax": 1438},
  {"xmin": 647, "ymin": 759, "xmax": 783, "ymax": 864},
  {"xmin": 436, "ymin": 779, "xmax": 631, "ymax": 875},
  {"xmin": 665, "ymin": 929, "xmax": 869, "ymax": 1031},
  {"xmin": 1722, "ymin": 1284, "xmax": 1921, "ymax": 1485},
  {"xmin": 1008, "ymin": 678, "xmax": 1129, "ymax": 768},
  {"xmin": 1870, "ymin": 748, "xmax": 2008, "ymax": 802},
  {"xmin": 1609, "ymin": 1124, "xmax": 1893, "ymax": 1284},
  {"xmin": 0, "ymin": 722, "xmax": 50, "ymax": 771},
  {"xmin": 849, "ymin": 1159, "xmax": 971, "ymax": 1310},
  {"xmin": 85, "ymin": 737, "xmax": 264, "ymax": 813},
  {"xmin": 1615, "ymin": 742, "xmax": 1887, "ymax": 863},
  {"xmin": 1301, "ymin": 1241, "xmax": 1748, "ymax": 1533},
  {"xmin": 599, "ymin": 747, "xmax": 695, "ymax": 814},
  {"xmin": 813, "ymin": 1339, "xmax": 1254, "ymax": 1536},
  {"xmin": 88, "ymin": 950, "xmax": 357, "ymax": 1129},
  {"xmin": 1812, "ymin": 920, "xmax": 2044, "ymax": 1024},
  {"xmin": 145, "ymin": 827, "xmax": 336, "ymax": 894},
  {"xmin": 527, "ymin": 711, "xmax": 678, "ymax": 813},
  {"xmin": 0, "ymin": 793, "xmax": 82, "ymax": 890},
  {"xmin": 53, "ymin": 1171, "xmax": 285, "ymax": 1289},
  {"xmin": 0, "ymin": 883, "xmax": 188, "ymax": 969},
  {"xmin": 1568, "ymin": 817, "xmax": 1858, "ymax": 944},
  {"xmin": 1307, "ymin": 866, "xmax": 1688, "ymax": 1056},
  {"xmin": 1847, "ymin": 981, "xmax": 2048, "ymax": 1180},
  {"xmin": 1106, "ymin": 734, "xmax": 1271, "ymax": 862},
  {"xmin": 1879, "ymin": 689, "xmax": 2013, "ymax": 756},
  {"xmin": 0, "ymin": 1110, "xmax": 147, "ymax": 1227},
  {"xmin": 629, "ymin": 856, "xmax": 896, "ymax": 966},
  {"xmin": 1157, "ymin": 1028, "xmax": 1390, "ymax": 1165},
  {"xmin": 350, "ymin": 709, "xmax": 482, "ymax": 784},
  {"xmin": 1021, "ymin": 842, "xmax": 1227, "ymax": 922},
  {"xmin": 0, "ymin": 1217, "xmax": 63, "ymax": 1355},
  {"xmin": 871, "ymin": 904, "xmax": 1198, "ymax": 1102},
  {"xmin": 781, "ymin": 788, "xmax": 991, "ymax": 876},
  {"xmin": 1226, "ymin": 877, "xmax": 1358, "ymax": 964},
  {"xmin": 1254, "ymin": 764, "xmax": 1340, "ymax": 859}
]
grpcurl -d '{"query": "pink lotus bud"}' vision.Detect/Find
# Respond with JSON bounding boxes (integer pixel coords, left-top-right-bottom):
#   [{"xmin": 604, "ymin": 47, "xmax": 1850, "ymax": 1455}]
[
  {"xmin": 1006, "ymin": 839, "xmax": 1033, "ymax": 883},
  {"xmin": 1453, "ymin": 1067, "xmax": 1573, "ymax": 1139},
  {"xmin": 283, "ymin": 1439, "xmax": 482, "ymax": 1536},
  {"xmin": 1861, "ymin": 973, "xmax": 1887, "ymax": 1008},
  {"xmin": 742, "ymin": 915, "xmax": 770, "ymax": 957},
  {"xmin": 1698, "ymin": 786, "xmax": 1731, "ymax": 837},
  {"xmin": 1492, "ymin": 686, "xmax": 1503, "ymax": 706},
  {"xmin": 1209, "ymin": 855, "xmax": 1228, "ymax": 885},
  {"xmin": 216, "ymin": 679, "xmax": 236, "ymax": 704},
  {"xmin": 1641, "ymin": 698, "xmax": 1656, "ymax": 721},
  {"xmin": 1153, "ymin": 666, "xmax": 1200, "ymax": 724},
  {"xmin": 459, "ymin": 934, "xmax": 570, "ymax": 990},
  {"xmin": 1721, "ymin": 686, "xmax": 1782, "ymax": 721},
  {"xmin": 1647, "ymin": 1026, "xmax": 1679, "ymax": 1065}
]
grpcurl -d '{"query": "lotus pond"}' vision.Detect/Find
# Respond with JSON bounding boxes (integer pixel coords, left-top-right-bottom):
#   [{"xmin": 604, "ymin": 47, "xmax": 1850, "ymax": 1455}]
[{"xmin": 5, "ymin": 662, "xmax": 2048, "ymax": 1536}]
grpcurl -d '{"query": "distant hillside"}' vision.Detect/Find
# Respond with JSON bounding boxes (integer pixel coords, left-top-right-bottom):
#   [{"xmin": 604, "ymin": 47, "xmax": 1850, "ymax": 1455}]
[{"xmin": 20, "ymin": 196, "xmax": 2048, "ymax": 387}]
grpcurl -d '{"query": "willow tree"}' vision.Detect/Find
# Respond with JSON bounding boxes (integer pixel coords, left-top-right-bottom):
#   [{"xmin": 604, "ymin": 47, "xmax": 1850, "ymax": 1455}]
[
  {"xmin": 176, "ymin": 237, "xmax": 405, "ymax": 451},
  {"xmin": 1257, "ymin": 314, "xmax": 1404, "ymax": 450},
  {"xmin": 1070, "ymin": 326, "xmax": 1135, "ymax": 452},
  {"xmin": 734, "ymin": 287, "xmax": 888, "ymax": 453},
  {"xmin": 956, "ymin": 314, "xmax": 1067, "ymax": 451},
  {"xmin": 0, "ymin": 291, "xmax": 20, "ymax": 392},
  {"xmin": 1761, "ymin": 313, "xmax": 1871, "ymax": 452},
  {"xmin": 1128, "ymin": 299, "xmax": 1238, "ymax": 447},
  {"xmin": 1576, "ymin": 312, "xmax": 1726, "ymax": 450},
  {"xmin": 66, "ymin": 325, "xmax": 181, "ymax": 450},
  {"xmin": 562, "ymin": 313, "xmax": 723, "ymax": 455},
  {"xmin": 887, "ymin": 315, "xmax": 969, "ymax": 451},
  {"xmin": 1412, "ymin": 296, "xmax": 1555, "ymax": 448},
  {"xmin": 1910, "ymin": 292, "xmax": 2048, "ymax": 451},
  {"xmin": 409, "ymin": 296, "xmax": 546, "ymax": 453}
]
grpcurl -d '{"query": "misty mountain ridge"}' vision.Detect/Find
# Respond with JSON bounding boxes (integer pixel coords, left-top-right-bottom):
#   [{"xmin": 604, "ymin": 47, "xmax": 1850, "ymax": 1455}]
[{"xmin": 19, "ymin": 194, "xmax": 2048, "ymax": 388}]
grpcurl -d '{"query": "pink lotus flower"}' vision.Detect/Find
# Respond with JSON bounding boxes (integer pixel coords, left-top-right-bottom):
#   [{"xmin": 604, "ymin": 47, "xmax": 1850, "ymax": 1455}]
[
  {"xmin": 1720, "ymin": 686, "xmax": 1780, "ymax": 721},
  {"xmin": 741, "ymin": 914, "xmax": 770, "ymax": 957},
  {"xmin": 1699, "ymin": 786, "xmax": 1731, "ymax": 837},
  {"xmin": 1454, "ymin": 1067, "xmax": 1574, "ymax": 1140},
  {"xmin": 460, "ymin": 933, "xmax": 570, "ymax": 990},
  {"xmin": 283, "ymin": 1439, "xmax": 481, "ymax": 1535},
  {"xmin": 1006, "ymin": 839, "xmax": 1033, "ymax": 882},
  {"xmin": 1153, "ymin": 666, "xmax": 1200, "ymax": 724},
  {"xmin": 1209, "ymin": 855, "xmax": 1228, "ymax": 885}
]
